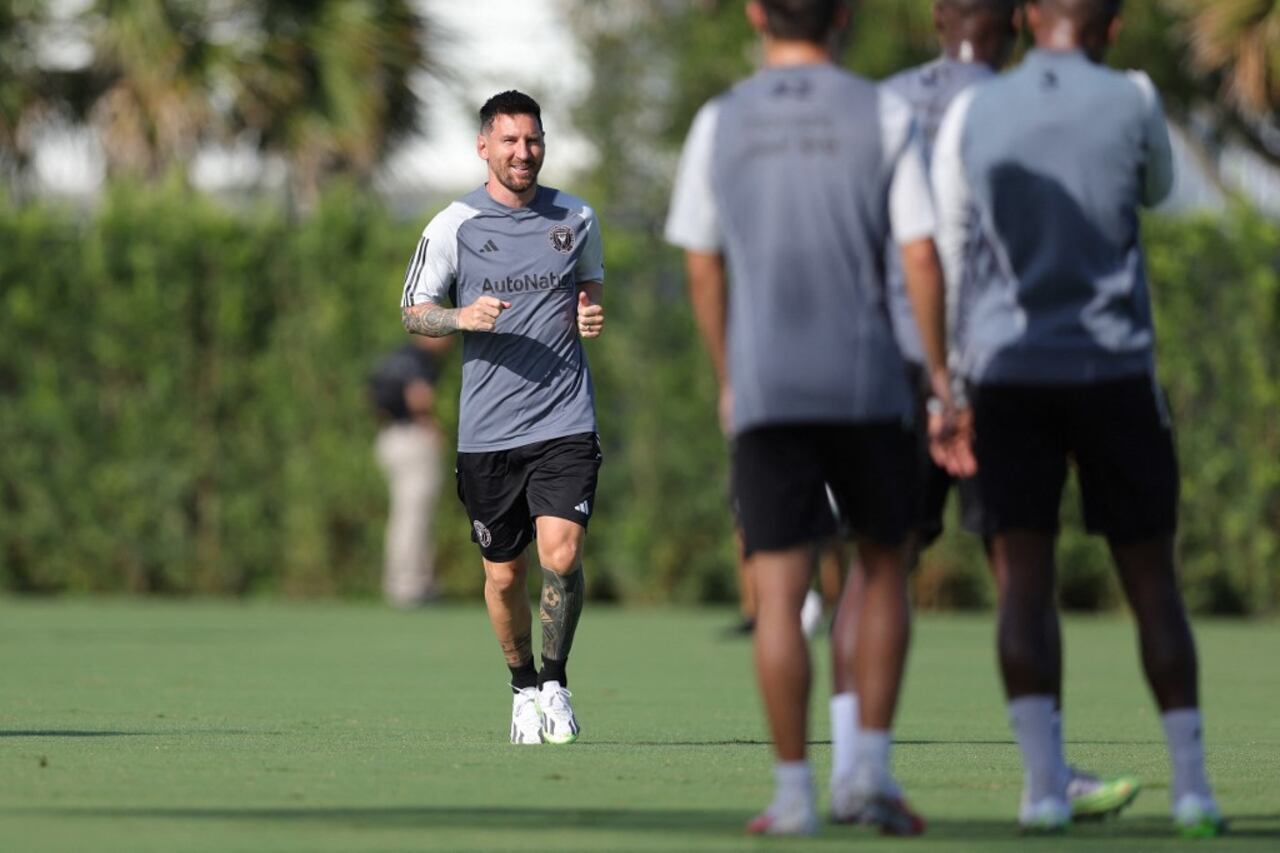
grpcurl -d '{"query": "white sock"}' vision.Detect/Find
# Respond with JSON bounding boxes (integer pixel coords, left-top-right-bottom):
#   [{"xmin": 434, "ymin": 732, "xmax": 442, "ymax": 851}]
[
  {"xmin": 1162, "ymin": 708, "xmax": 1213, "ymax": 805},
  {"xmin": 852, "ymin": 728, "xmax": 892, "ymax": 791},
  {"xmin": 773, "ymin": 760, "xmax": 815, "ymax": 809},
  {"xmin": 1051, "ymin": 708, "xmax": 1067, "ymax": 774},
  {"xmin": 829, "ymin": 693, "xmax": 858, "ymax": 784},
  {"xmin": 1009, "ymin": 695, "xmax": 1068, "ymax": 803}
]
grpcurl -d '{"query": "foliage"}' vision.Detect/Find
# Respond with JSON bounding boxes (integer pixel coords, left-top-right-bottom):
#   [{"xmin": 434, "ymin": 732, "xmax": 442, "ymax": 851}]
[
  {"xmin": 0, "ymin": 0, "xmax": 436, "ymax": 202},
  {"xmin": 0, "ymin": 188, "xmax": 1275, "ymax": 612}
]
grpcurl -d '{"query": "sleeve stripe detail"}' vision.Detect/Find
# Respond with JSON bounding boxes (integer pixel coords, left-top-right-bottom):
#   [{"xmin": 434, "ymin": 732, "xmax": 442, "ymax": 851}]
[{"xmin": 400, "ymin": 237, "xmax": 429, "ymax": 308}]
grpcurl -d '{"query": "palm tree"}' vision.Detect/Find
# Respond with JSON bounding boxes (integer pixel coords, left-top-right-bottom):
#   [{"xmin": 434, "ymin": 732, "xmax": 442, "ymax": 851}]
[
  {"xmin": 82, "ymin": 0, "xmax": 224, "ymax": 178},
  {"xmin": 224, "ymin": 0, "xmax": 435, "ymax": 208},
  {"xmin": 1180, "ymin": 0, "xmax": 1279, "ymax": 115}
]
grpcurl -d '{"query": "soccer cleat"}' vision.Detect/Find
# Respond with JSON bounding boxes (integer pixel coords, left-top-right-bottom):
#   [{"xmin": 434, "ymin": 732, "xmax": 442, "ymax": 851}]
[
  {"xmin": 1019, "ymin": 794, "xmax": 1072, "ymax": 834},
  {"xmin": 746, "ymin": 798, "xmax": 819, "ymax": 836},
  {"xmin": 831, "ymin": 776, "xmax": 925, "ymax": 836},
  {"xmin": 509, "ymin": 686, "xmax": 542, "ymax": 745},
  {"xmin": 537, "ymin": 681, "xmax": 580, "ymax": 744},
  {"xmin": 1173, "ymin": 793, "xmax": 1226, "ymax": 839},
  {"xmin": 1067, "ymin": 767, "xmax": 1141, "ymax": 821}
]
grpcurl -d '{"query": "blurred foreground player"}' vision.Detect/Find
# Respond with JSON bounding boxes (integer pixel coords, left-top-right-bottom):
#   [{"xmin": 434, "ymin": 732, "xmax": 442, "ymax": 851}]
[
  {"xmin": 832, "ymin": 0, "xmax": 1140, "ymax": 825},
  {"xmin": 933, "ymin": 0, "xmax": 1223, "ymax": 835},
  {"xmin": 666, "ymin": 0, "xmax": 965, "ymax": 835},
  {"xmin": 401, "ymin": 90, "xmax": 606, "ymax": 746}
]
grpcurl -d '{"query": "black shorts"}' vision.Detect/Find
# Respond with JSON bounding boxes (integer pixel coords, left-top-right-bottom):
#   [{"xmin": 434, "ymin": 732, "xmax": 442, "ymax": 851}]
[
  {"xmin": 966, "ymin": 376, "xmax": 1177, "ymax": 542},
  {"xmin": 731, "ymin": 422, "xmax": 916, "ymax": 557},
  {"xmin": 456, "ymin": 432, "xmax": 602, "ymax": 562}
]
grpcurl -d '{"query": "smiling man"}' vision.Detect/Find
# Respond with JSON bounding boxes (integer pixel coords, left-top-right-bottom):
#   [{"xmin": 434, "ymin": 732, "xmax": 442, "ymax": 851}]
[{"xmin": 400, "ymin": 90, "xmax": 605, "ymax": 746}]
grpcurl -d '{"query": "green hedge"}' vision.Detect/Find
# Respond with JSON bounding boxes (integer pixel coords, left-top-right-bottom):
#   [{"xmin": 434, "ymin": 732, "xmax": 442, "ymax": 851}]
[{"xmin": 1, "ymin": 186, "xmax": 1276, "ymax": 613}]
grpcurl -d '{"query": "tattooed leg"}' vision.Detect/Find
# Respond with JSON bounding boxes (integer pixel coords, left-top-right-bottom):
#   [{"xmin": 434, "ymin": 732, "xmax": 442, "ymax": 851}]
[{"xmin": 539, "ymin": 565, "xmax": 584, "ymax": 686}]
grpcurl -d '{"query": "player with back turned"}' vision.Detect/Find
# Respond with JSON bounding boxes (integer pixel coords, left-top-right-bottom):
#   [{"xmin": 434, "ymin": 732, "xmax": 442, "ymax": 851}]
[
  {"xmin": 832, "ymin": 0, "xmax": 1141, "ymax": 826},
  {"xmin": 401, "ymin": 90, "xmax": 606, "ymax": 746},
  {"xmin": 933, "ymin": 0, "xmax": 1225, "ymax": 835},
  {"xmin": 667, "ymin": 0, "xmax": 966, "ymax": 836}
]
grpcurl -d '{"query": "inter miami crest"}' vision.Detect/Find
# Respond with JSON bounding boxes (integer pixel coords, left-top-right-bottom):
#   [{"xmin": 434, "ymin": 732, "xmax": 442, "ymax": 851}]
[
  {"xmin": 472, "ymin": 520, "xmax": 492, "ymax": 548},
  {"xmin": 549, "ymin": 225, "xmax": 574, "ymax": 254}
]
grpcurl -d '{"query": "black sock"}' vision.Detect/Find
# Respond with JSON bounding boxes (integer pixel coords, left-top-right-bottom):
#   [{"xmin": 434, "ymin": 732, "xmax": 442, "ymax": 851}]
[
  {"xmin": 539, "ymin": 655, "xmax": 567, "ymax": 688},
  {"xmin": 508, "ymin": 658, "xmax": 538, "ymax": 691}
]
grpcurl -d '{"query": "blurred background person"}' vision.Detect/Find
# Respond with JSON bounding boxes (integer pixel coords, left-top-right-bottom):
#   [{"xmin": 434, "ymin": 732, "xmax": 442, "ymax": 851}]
[{"xmin": 369, "ymin": 335, "xmax": 451, "ymax": 607}]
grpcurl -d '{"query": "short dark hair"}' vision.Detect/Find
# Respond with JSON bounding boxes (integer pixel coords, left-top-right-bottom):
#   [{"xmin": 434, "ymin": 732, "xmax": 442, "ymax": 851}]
[
  {"xmin": 479, "ymin": 90, "xmax": 542, "ymax": 133},
  {"xmin": 758, "ymin": 0, "xmax": 845, "ymax": 43}
]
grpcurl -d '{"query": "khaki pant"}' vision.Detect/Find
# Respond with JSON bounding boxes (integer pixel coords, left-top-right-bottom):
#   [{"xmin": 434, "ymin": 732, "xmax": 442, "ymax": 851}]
[{"xmin": 375, "ymin": 422, "xmax": 443, "ymax": 606}]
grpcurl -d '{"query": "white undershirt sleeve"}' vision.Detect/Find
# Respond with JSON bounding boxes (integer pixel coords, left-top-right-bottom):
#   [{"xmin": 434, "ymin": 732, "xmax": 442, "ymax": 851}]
[
  {"xmin": 664, "ymin": 101, "xmax": 723, "ymax": 252},
  {"xmin": 880, "ymin": 91, "xmax": 936, "ymax": 244},
  {"xmin": 1127, "ymin": 71, "xmax": 1174, "ymax": 207},
  {"xmin": 930, "ymin": 88, "xmax": 977, "ymax": 354}
]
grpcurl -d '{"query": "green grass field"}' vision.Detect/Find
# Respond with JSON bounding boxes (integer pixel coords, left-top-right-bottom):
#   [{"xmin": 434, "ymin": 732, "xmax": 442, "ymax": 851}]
[{"xmin": 0, "ymin": 600, "xmax": 1276, "ymax": 852}]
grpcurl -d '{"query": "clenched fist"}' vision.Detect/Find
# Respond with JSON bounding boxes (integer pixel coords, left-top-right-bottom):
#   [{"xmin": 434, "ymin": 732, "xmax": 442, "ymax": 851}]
[{"xmin": 458, "ymin": 296, "xmax": 511, "ymax": 332}]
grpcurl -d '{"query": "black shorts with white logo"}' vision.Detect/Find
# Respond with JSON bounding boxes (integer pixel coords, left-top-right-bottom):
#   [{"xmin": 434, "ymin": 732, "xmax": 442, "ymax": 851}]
[
  {"xmin": 966, "ymin": 375, "xmax": 1178, "ymax": 542},
  {"xmin": 456, "ymin": 432, "xmax": 602, "ymax": 562},
  {"xmin": 731, "ymin": 422, "xmax": 916, "ymax": 557}
]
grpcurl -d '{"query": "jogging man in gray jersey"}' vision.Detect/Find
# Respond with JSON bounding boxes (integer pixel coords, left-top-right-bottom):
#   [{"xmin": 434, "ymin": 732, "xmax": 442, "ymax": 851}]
[
  {"xmin": 934, "ymin": 0, "xmax": 1223, "ymax": 836},
  {"xmin": 667, "ymin": 0, "xmax": 965, "ymax": 836},
  {"xmin": 401, "ymin": 90, "xmax": 605, "ymax": 746}
]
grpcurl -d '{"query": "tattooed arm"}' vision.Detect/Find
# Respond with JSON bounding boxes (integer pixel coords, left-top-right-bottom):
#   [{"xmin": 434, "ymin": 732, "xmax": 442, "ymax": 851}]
[
  {"xmin": 402, "ymin": 297, "xmax": 511, "ymax": 337},
  {"xmin": 402, "ymin": 302, "xmax": 460, "ymax": 337}
]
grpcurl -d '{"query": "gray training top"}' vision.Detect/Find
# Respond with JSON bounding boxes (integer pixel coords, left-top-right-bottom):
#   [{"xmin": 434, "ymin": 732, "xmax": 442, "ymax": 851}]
[
  {"xmin": 933, "ymin": 49, "xmax": 1175, "ymax": 385},
  {"xmin": 401, "ymin": 185, "xmax": 605, "ymax": 452},
  {"xmin": 665, "ymin": 63, "xmax": 936, "ymax": 435},
  {"xmin": 882, "ymin": 57, "xmax": 994, "ymax": 366}
]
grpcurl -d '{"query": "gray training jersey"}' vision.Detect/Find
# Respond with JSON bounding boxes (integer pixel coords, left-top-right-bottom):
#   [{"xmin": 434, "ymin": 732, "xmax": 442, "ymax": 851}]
[
  {"xmin": 882, "ymin": 58, "xmax": 994, "ymax": 366},
  {"xmin": 401, "ymin": 185, "xmax": 605, "ymax": 452},
  {"xmin": 933, "ymin": 49, "xmax": 1174, "ymax": 385},
  {"xmin": 665, "ymin": 63, "xmax": 936, "ymax": 434}
]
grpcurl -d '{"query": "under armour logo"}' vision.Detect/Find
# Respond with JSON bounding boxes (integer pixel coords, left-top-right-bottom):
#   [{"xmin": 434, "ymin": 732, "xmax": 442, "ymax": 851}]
[
  {"xmin": 771, "ymin": 77, "xmax": 813, "ymax": 99},
  {"xmin": 1041, "ymin": 70, "xmax": 1058, "ymax": 90},
  {"xmin": 480, "ymin": 239, "xmax": 500, "ymax": 253}
]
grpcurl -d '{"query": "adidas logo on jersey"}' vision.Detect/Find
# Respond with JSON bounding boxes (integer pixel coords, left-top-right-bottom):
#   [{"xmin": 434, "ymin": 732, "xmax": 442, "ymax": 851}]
[
  {"xmin": 575, "ymin": 500, "xmax": 591, "ymax": 516},
  {"xmin": 480, "ymin": 239, "xmax": 500, "ymax": 253}
]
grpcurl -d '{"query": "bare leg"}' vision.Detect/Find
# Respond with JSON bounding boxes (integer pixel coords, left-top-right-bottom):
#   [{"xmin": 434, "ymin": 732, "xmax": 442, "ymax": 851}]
[
  {"xmin": 751, "ymin": 546, "xmax": 814, "ymax": 761},
  {"xmin": 852, "ymin": 537, "xmax": 911, "ymax": 730},
  {"xmin": 483, "ymin": 554, "xmax": 532, "ymax": 668},
  {"xmin": 1109, "ymin": 535, "xmax": 1198, "ymax": 710},
  {"xmin": 990, "ymin": 531, "xmax": 1060, "ymax": 698},
  {"xmin": 735, "ymin": 526, "xmax": 757, "ymax": 623},
  {"xmin": 830, "ymin": 556, "xmax": 864, "ymax": 694}
]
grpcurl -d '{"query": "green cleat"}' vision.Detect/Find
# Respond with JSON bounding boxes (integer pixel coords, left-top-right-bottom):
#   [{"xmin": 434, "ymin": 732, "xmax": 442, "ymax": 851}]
[
  {"xmin": 1067, "ymin": 768, "xmax": 1141, "ymax": 821},
  {"xmin": 1174, "ymin": 794, "xmax": 1227, "ymax": 839}
]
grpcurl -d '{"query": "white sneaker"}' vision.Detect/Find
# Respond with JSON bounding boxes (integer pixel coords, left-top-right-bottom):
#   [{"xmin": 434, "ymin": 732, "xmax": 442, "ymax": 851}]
[
  {"xmin": 1173, "ymin": 792, "xmax": 1226, "ymax": 838},
  {"xmin": 1019, "ymin": 794, "xmax": 1071, "ymax": 833},
  {"xmin": 800, "ymin": 589, "xmax": 823, "ymax": 638},
  {"xmin": 746, "ymin": 796, "xmax": 819, "ymax": 836},
  {"xmin": 537, "ymin": 681, "xmax": 580, "ymax": 744},
  {"xmin": 509, "ymin": 686, "xmax": 542, "ymax": 745}
]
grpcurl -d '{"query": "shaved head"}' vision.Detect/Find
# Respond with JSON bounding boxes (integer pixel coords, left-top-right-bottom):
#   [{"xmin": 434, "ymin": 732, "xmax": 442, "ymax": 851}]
[
  {"xmin": 1030, "ymin": 0, "xmax": 1122, "ymax": 29},
  {"xmin": 937, "ymin": 0, "xmax": 1021, "ymax": 13},
  {"xmin": 1027, "ymin": 0, "xmax": 1123, "ymax": 60},
  {"xmin": 934, "ymin": 0, "xmax": 1021, "ymax": 68}
]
